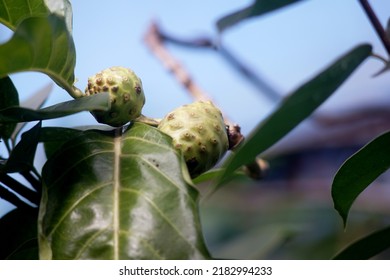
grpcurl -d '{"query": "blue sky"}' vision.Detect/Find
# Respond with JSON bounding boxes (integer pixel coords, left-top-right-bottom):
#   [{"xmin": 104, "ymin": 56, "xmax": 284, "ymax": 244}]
[{"xmin": 1, "ymin": 0, "xmax": 390, "ymax": 215}]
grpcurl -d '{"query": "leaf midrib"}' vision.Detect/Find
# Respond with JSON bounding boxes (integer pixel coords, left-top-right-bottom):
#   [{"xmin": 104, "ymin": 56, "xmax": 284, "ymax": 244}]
[{"xmin": 113, "ymin": 132, "xmax": 121, "ymax": 260}]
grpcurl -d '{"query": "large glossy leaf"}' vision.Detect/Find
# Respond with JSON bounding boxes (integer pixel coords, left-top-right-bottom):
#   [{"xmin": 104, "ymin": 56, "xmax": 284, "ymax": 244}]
[
  {"xmin": 0, "ymin": 92, "xmax": 109, "ymax": 123},
  {"xmin": 39, "ymin": 122, "xmax": 210, "ymax": 259},
  {"xmin": 0, "ymin": 0, "xmax": 72, "ymax": 31},
  {"xmin": 332, "ymin": 131, "xmax": 390, "ymax": 226},
  {"xmin": 333, "ymin": 226, "xmax": 390, "ymax": 260},
  {"xmin": 0, "ymin": 207, "xmax": 39, "ymax": 259},
  {"xmin": 216, "ymin": 0, "xmax": 304, "ymax": 33},
  {"xmin": 216, "ymin": 44, "xmax": 372, "ymax": 186},
  {"xmin": 0, "ymin": 76, "xmax": 19, "ymax": 139},
  {"xmin": 0, "ymin": 14, "xmax": 77, "ymax": 96}
]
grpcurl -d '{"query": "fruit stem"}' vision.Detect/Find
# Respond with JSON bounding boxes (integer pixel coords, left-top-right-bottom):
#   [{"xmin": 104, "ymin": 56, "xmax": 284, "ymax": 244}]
[
  {"xmin": 359, "ymin": 0, "xmax": 390, "ymax": 56},
  {"xmin": 135, "ymin": 114, "xmax": 161, "ymax": 127},
  {"xmin": 69, "ymin": 86, "xmax": 85, "ymax": 99}
]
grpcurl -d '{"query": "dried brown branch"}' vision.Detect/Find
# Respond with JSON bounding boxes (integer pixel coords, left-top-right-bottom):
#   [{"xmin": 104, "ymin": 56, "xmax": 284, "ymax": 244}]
[{"xmin": 144, "ymin": 21, "xmax": 211, "ymax": 103}]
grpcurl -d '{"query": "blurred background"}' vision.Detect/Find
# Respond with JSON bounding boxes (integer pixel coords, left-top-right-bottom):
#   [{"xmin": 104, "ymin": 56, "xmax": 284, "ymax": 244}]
[{"xmin": 1, "ymin": 0, "xmax": 390, "ymax": 259}]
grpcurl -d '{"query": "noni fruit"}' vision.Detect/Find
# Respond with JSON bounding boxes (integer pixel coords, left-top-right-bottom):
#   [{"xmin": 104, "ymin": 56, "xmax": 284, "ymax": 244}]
[
  {"xmin": 158, "ymin": 101, "xmax": 228, "ymax": 178},
  {"xmin": 85, "ymin": 66, "xmax": 145, "ymax": 127}
]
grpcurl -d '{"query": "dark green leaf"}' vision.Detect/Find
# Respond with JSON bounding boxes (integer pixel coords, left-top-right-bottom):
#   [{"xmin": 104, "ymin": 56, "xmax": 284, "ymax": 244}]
[
  {"xmin": 0, "ymin": 14, "xmax": 76, "ymax": 96},
  {"xmin": 3, "ymin": 121, "xmax": 41, "ymax": 173},
  {"xmin": 0, "ymin": 0, "xmax": 48, "ymax": 30},
  {"xmin": 216, "ymin": 0, "xmax": 304, "ymax": 33},
  {"xmin": 0, "ymin": 208, "xmax": 39, "ymax": 260},
  {"xmin": 0, "ymin": 92, "xmax": 110, "ymax": 123},
  {"xmin": 333, "ymin": 226, "xmax": 390, "ymax": 260},
  {"xmin": 332, "ymin": 131, "xmax": 390, "ymax": 226},
  {"xmin": 216, "ymin": 44, "xmax": 372, "ymax": 186},
  {"xmin": 40, "ymin": 127, "xmax": 82, "ymax": 159},
  {"xmin": 39, "ymin": 122, "xmax": 210, "ymax": 259},
  {"xmin": 11, "ymin": 83, "xmax": 53, "ymax": 141},
  {"xmin": 0, "ymin": 76, "xmax": 19, "ymax": 139}
]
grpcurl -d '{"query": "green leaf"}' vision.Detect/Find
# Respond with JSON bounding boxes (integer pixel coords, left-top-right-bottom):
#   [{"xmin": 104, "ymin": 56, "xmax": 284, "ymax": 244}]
[
  {"xmin": 0, "ymin": 14, "xmax": 76, "ymax": 96},
  {"xmin": 0, "ymin": 0, "xmax": 48, "ymax": 30},
  {"xmin": 39, "ymin": 122, "xmax": 210, "ymax": 259},
  {"xmin": 0, "ymin": 92, "xmax": 110, "ymax": 123},
  {"xmin": 216, "ymin": 44, "xmax": 372, "ymax": 186},
  {"xmin": 333, "ymin": 226, "xmax": 390, "ymax": 260},
  {"xmin": 216, "ymin": 0, "xmax": 304, "ymax": 33},
  {"xmin": 0, "ymin": 76, "xmax": 19, "ymax": 139},
  {"xmin": 192, "ymin": 168, "xmax": 248, "ymax": 185},
  {"xmin": 3, "ymin": 121, "xmax": 41, "ymax": 173},
  {"xmin": 332, "ymin": 131, "xmax": 390, "ymax": 226},
  {"xmin": 0, "ymin": 208, "xmax": 39, "ymax": 260},
  {"xmin": 0, "ymin": 0, "xmax": 72, "ymax": 32},
  {"xmin": 11, "ymin": 83, "xmax": 53, "ymax": 142},
  {"xmin": 39, "ymin": 126, "xmax": 82, "ymax": 159}
]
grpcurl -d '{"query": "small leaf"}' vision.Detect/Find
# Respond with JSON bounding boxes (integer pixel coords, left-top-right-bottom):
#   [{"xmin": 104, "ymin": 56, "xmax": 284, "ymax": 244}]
[
  {"xmin": 0, "ymin": 14, "xmax": 76, "ymax": 95},
  {"xmin": 3, "ymin": 121, "xmax": 41, "ymax": 173},
  {"xmin": 0, "ymin": 92, "xmax": 110, "ymax": 123},
  {"xmin": 39, "ymin": 122, "xmax": 210, "ymax": 259},
  {"xmin": 217, "ymin": 0, "xmax": 304, "ymax": 33},
  {"xmin": 333, "ymin": 226, "xmax": 390, "ymax": 260},
  {"xmin": 216, "ymin": 44, "xmax": 372, "ymax": 186},
  {"xmin": 332, "ymin": 131, "xmax": 390, "ymax": 226},
  {"xmin": 0, "ymin": 207, "xmax": 39, "ymax": 260},
  {"xmin": 0, "ymin": 76, "xmax": 19, "ymax": 139}
]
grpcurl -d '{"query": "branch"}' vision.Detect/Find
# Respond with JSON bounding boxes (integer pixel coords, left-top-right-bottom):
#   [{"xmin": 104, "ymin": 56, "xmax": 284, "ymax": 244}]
[
  {"xmin": 359, "ymin": 0, "xmax": 390, "ymax": 56},
  {"xmin": 144, "ymin": 22, "xmax": 211, "ymax": 102},
  {"xmin": 156, "ymin": 23, "xmax": 281, "ymax": 102}
]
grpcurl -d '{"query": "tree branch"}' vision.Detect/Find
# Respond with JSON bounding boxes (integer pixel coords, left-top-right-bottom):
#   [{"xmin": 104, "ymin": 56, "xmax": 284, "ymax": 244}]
[{"xmin": 359, "ymin": 0, "xmax": 390, "ymax": 56}]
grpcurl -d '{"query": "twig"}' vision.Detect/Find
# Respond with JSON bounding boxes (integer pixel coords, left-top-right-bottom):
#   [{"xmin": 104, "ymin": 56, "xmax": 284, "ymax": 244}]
[
  {"xmin": 359, "ymin": 0, "xmax": 390, "ymax": 56},
  {"xmin": 144, "ymin": 22, "xmax": 213, "ymax": 103}
]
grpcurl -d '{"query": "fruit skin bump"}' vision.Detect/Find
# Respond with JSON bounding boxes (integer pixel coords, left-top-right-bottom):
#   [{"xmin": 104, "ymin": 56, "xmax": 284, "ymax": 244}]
[
  {"xmin": 158, "ymin": 101, "xmax": 229, "ymax": 178},
  {"xmin": 85, "ymin": 66, "xmax": 145, "ymax": 127}
]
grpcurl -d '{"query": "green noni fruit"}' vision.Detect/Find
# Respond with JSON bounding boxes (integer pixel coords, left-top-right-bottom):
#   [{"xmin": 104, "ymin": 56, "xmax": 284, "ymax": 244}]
[
  {"xmin": 85, "ymin": 66, "xmax": 145, "ymax": 127},
  {"xmin": 158, "ymin": 101, "xmax": 229, "ymax": 178}
]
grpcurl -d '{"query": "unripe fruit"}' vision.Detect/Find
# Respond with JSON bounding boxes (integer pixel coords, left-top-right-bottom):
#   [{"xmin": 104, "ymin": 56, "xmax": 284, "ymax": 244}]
[
  {"xmin": 158, "ymin": 101, "xmax": 228, "ymax": 178},
  {"xmin": 85, "ymin": 66, "xmax": 145, "ymax": 127}
]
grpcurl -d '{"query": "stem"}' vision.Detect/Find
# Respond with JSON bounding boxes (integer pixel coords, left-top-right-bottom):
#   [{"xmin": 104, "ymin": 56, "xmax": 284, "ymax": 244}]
[
  {"xmin": 370, "ymin": 52, "xmax": 388, "ymax": 64},
  {"xmin": 359, "ymin": 0, "xmax": 390, "ymax": 56}
]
